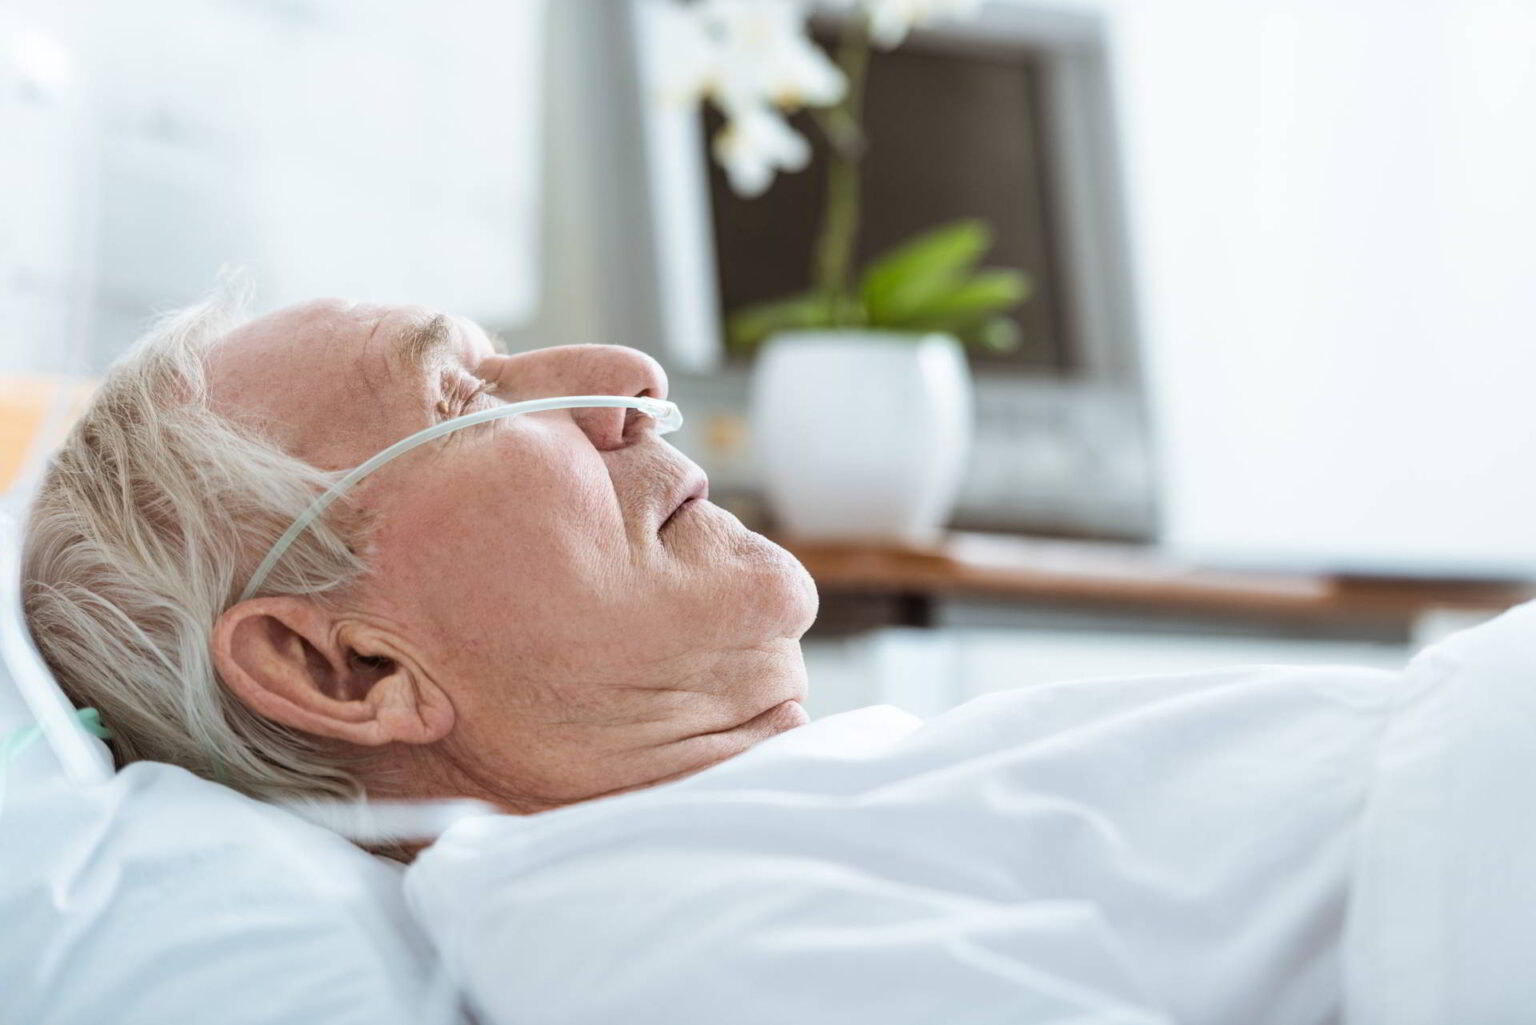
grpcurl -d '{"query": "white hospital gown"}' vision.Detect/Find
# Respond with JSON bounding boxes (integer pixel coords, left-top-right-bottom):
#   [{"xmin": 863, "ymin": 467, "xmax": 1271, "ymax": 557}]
[{"xmin": 407, "ymin": 657, "xmax": 1405, "ymax": 1025}]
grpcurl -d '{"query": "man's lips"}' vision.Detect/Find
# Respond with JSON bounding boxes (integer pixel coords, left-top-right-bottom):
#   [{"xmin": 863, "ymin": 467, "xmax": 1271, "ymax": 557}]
[{"xmin": 660, "ymin": 474, "xmax": 709, "ymax": 530}]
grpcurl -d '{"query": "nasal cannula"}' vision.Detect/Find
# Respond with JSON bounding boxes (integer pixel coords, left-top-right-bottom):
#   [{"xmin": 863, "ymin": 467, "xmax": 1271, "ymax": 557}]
[{"xmin": 238, "ymin": 395, "xmax": 682, "ymax": 602}]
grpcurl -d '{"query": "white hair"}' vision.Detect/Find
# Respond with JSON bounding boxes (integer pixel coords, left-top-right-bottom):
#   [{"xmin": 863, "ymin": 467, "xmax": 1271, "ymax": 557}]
[{"xmin": 22, "ymin": 298, "xmax": 376, "ymax": 802}]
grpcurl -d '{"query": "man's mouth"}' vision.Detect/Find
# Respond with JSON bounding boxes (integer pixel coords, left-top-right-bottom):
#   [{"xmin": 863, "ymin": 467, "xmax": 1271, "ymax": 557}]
[{"xmin": 660, "ymin": 474, "xmax": 709, "ymax": 531}]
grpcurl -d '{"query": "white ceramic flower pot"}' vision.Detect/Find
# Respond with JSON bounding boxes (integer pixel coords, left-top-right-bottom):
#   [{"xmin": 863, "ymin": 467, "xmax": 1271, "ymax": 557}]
[{"xmin": 751, "ymin": 330, "xmax": 973, "ymax": 544}]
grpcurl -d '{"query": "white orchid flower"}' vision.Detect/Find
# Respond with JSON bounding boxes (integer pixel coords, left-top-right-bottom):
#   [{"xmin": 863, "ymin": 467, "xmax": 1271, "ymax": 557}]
[
  {"xmin": 711, "ymin": 99, "xmax": 812, "ymax": 197},
  {"xmin": 654, "ymin": 1, "xmax": 846, "ymax": 111},
  {"xmin": 655, "ymin": 0, "xmax": 845, "ymax": 196},
  {"xmin": 647, "ymin": 1, "xmax": 725, "ymax": 106},
  {"xmin": 824, "ymin": 0, "xmax": 985, "ymax": 48},
  {"xmin": 701, "ymin": 0, "xmax": 846, "ymax": 110}
]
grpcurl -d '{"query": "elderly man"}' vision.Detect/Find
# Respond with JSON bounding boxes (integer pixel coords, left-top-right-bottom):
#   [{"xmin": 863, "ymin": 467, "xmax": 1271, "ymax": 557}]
[
  {"xmin": 25, "ymin": 298, "xmax": 817, "ymax": 814},
  {"xmin": 22, "ymin": 298, "xmax": 1536, "ymax": 1025}
]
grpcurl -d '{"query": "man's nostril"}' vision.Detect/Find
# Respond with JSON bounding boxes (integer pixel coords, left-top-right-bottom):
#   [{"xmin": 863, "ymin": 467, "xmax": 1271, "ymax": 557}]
[
  {"xmin": 573, "ymin": 405, "xmax": 635, "ymax": 451},
  {"xmin": 620, "ymin": 408, "xmax": 651, "ymax": 445}
]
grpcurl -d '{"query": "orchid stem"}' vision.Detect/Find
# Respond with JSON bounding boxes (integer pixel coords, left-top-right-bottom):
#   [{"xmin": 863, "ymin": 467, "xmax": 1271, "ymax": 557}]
[{"xmin": 811, "ymin": 16, "xmax": 871, "ymax": 328}]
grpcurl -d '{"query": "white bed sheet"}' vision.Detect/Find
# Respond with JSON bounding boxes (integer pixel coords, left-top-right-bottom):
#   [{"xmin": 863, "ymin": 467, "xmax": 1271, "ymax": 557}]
[
  {"xmin": 1344, "ymin": 600, "xmax": 1536, "ymax": 1024},
  {"xmin": 408, "ymin": 658, "xmax": 1409, "ymax": 1024}
]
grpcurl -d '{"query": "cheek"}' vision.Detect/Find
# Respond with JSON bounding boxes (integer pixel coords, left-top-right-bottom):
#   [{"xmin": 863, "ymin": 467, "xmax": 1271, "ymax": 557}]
[{"xmin": 367, "ymin": 433, "xmax": 631, "ymax": 641}]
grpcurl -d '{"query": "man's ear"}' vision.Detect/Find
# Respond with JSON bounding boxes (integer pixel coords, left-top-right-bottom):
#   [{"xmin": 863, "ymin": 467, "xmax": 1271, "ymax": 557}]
[{"xmin": 211, "ymin": 597, "xmax": 455, "ymax": 747}]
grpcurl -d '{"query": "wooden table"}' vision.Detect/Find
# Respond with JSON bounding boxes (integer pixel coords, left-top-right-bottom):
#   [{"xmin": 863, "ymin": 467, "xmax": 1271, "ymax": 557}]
[{"xmin": 777, "ymin": 532, "xmax": 1536, "ymax": 636}]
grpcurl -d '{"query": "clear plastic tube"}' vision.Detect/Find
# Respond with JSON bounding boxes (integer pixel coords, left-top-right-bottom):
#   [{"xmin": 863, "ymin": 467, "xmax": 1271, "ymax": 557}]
[{"xmin": 238, "ymin": 395, "xmax": 682, "ymax": 602}]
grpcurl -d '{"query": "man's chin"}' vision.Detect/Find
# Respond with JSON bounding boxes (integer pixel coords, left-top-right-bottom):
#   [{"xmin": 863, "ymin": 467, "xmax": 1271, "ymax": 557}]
[
  {"xmin": 749, "ymin": 697, "xmax": 811, "ymax": 735},
  {"xmin": 676, "ymin": 504, "xmax": 820, "ymax": 635},
  {"xmin": 674, "ymin": 697, "xmax": 811, "ymax": 775}
]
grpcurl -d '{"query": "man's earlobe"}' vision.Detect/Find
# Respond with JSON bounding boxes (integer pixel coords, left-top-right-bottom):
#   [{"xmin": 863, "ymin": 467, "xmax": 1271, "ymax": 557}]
[{"xmin": 211, "ymin": 598, "xmax": 455, "ymax": 747}]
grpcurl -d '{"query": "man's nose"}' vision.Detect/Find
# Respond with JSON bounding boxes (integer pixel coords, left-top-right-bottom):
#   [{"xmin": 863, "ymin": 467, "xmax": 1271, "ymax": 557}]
[{"xmin": 485, "ymin": 344, "xmax": 670, "ymax": 451}]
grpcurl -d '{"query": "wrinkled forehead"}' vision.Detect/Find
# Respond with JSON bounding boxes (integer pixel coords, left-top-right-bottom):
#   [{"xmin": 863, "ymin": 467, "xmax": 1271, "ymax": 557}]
[{"xmin": 205, "ymin": 299, "xmax": 488, "ymax": 472}]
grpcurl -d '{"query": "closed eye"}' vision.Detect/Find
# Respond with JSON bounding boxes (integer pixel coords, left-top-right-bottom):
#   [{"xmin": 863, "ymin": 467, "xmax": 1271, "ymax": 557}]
[{"xmin": 437, "ymin": 376, "xmax": 494, "ymax": 419}]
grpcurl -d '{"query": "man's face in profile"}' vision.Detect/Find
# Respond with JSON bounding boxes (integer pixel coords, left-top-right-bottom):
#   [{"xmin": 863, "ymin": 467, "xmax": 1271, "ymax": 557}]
[{"xmin": 206, "ymin": 299, "xmax": 817, "ymax": 811}]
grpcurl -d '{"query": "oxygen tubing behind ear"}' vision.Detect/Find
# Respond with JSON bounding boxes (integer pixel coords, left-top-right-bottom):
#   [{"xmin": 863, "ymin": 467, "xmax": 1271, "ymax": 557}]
[
  {"xmin": 0, "ymin": 708, "xmax": 111, "ymax": 818},
  {"xmin": 238, "ymin": 395, "xmax": 682, "ymax": 602}
]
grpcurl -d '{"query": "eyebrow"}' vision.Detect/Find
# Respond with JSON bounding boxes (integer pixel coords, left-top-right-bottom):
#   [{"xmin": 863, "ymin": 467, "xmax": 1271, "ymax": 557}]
[{"xmin": 394, "ymin": 314, "xmax": 458, "ymax": 372}]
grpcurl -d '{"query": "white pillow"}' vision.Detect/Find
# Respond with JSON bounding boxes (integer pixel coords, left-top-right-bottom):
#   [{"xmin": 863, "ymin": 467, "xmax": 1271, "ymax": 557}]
[
  {"xmin": 0, "ymin": 519, "xmax": 464, "ymax": 1024},
  {"xmin": 0, "ymin": 757, "xmax": 464, "ymax": 1024}
]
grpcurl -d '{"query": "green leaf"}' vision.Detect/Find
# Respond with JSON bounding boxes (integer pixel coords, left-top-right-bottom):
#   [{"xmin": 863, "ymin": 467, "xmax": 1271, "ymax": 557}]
[
  {"xmin": 859, "ymin": 219, "xmax": 992, "ymax": 324},
  {"xmin": 897, "ymin": 269, "xmax": 1033, "ymax": 327},
  {"xmin": 725, "ymin": 293, "xmax": 834, "ymax": 353},
  {"xmin": 972, "ymin": 315, "xmax": 1022, "ymax": 353}
]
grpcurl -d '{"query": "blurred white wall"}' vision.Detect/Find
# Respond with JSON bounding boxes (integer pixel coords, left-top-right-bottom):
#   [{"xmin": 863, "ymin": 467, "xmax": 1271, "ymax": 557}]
[
  {"xmin": 2, "ymin": 0, "xmax": 547, "ymax": 371},
  {"xmin": 0, "ymin": 5, "xmax": 93, "ymax": 375},
  {"xmin": 1090, "ymin": 0, "xmax": 1536, "ymax": 575}
]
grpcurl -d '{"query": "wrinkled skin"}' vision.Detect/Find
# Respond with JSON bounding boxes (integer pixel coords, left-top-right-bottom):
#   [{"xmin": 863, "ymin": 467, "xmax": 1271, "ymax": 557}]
[{"xmin": 208, "ymin": 300, "xmax": 817, "ymax": 812}]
